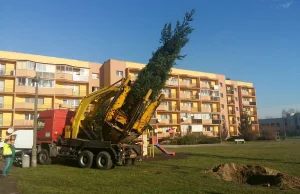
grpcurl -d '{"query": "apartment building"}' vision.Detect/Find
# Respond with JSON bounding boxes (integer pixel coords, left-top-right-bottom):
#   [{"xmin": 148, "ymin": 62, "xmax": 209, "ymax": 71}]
[
  {"xmin": 0, "ymin": 51, "xmax": 101, "ymax": 140},
  {"xmin": 101, "ymin": 59, "xmax": 259, "ymax": 137},
  {"xmin": 0, "ymin": 51, "xmax": 259, "ymax": 140}
]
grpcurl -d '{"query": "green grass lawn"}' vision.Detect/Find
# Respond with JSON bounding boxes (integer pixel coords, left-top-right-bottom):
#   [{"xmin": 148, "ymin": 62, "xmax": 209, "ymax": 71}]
[{"xmin": 14, "ymin": 139, "xmax": 300, "ymax": 194}]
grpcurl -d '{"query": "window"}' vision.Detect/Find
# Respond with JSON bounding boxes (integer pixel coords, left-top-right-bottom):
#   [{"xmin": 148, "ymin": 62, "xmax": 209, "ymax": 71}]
[
  {"xmin": 37, "ymin": 120, "xmax": 45, "ymax": 130},
  {"xmin": 220, "ymin": 93, "xmax": 223, "ymax": 98},
  {"xmin": 204, "ymin": 126, "xmax": 213, "ymax": 132},
  {"xmin": 38, "ymin": 80, "xmax": 54, "ymax": 88},
  {"xmin": 0, "ymin": 63, "xmax": 5, "ymax": 75},
  {"xmin": 203, "ymin": 104, "xmax": 211, "ymax": 108},
  {"xmin": 0, "ymin": 96, "xmax": 3, "ymax": 108},
  {"xmin": 182, "ymin": 78, "xmax": 192, "ymax": 83},
  {"xmin": 92, "ymin": 73, "xmax": 99, "ymax": 79},
  {"xmin": 16, "ymin": 61, "xmax": 35, "ymax": 70},
  {"xmin": 133, "ymin": 73, "xmax": 138, "ymax": 77},
  {"xmin": 116, "ymin": 71, "xmax": 123, "ymax": 77},
  {"xmin": 17, "ymin": 78, "xmax": 34, "ymax": 86},
  {"xmin": 222, "ymin": 115, "xmax": 225, "ymax": 120},
  {"xmin": 56, "ymin": 65, "xmax": 73, "ymax": 74},
  {"xmin": 183, "ymin": 102, "xmax": 192, "ymax": 107},
  {"xmin": 25, "ymin": 98, "xmax": 44, "ymax": 104},
  {"xmin": 200, "ymin": 89, "xmax": 210, "ymax": 96},
  {"xmin": 0, "ymin": 80, "xmax": 4, "ymax": 92},
  {"xmin": 219, "ymin": 83, "xmax": 223, "ymax": 87},
  {"xmin": 235, "ymin": 97, "xmax": 238, "ymax": 101},
  {"xmin": 92, "ymin": 87, "xmax": 99, "ymax": 92},
  {"xmin": 237, "ymin": 117, "xmax": 240, "ymax": 121},
  {"xmin": 236, "ymin": 107, "xmax": 239, "ymax": 111},
  {"xmin": 63, "ymin": 99, "xmax": 79, "ymax": 106},
  {"xmin": 202, "ymin": 114, "xmax": 212, "ymax": 120},
  {"xmin": 221, "ymin": 104, "xmax": 224, "ymax": 109},
  {"xmin": 25, "ymin": 114, "xmax": 35, "ymax": 120},
  {"xmin": 0, "ymin": 113, "xmax": 3, "ymax": 126}
]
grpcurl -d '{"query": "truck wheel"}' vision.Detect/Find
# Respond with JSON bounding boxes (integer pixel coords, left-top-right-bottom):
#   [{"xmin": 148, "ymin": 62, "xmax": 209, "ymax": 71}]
[
  {"xmin": 95, "ymin": 151, "xmax": 112, "ymax": 170},
  {"xmin": 78, "ymin": 150, "xmax": 94, "ymax": 168},
  {"xmin": 38, "ymin": 149, "xmax": 51, "ymax": 165}
]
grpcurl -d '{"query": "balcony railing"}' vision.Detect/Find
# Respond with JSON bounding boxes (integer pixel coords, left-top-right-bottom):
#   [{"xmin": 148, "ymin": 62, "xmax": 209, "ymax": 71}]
[
  {"xmin": 226, "ymin": 90, "xmax": 234, "ymax": 94},
  {"xmin": 249, "ymin": 102, "xmax": 256, "ymax": 106},
  {"xmin": 210, "ymin": 96, "xmax": 220, "ymax": 101},
  {"xmin": 212, "ymin": 119, "xmax": 221, "ymax": 124},
  {"xmin": 251, "ymin": 121, "xmax": 258, "ymax": 124},
  {"xmin": 0, "ymin": 69, "xmax": 15, "ymax": 76},
  {"xmin": 163, "ymin": 93, "xmax": 177, "ymax": 99},
  {"xmin": 201, "ymin": 107, "xmax": 211, "ymax": 112},
  {"xmin": 229, "ymin": 121, "xmax": 237, "ymax": 125},
  {"xmin": 228, "ymin": 110, "xmax": 236, "ymax": 114},
  {"xmin": 212, "ymin": 108, "xmax": 220, "ymax": 113},
  {"xmin": 227, "ymin": 100, "xmax": 235, "ymax": 105},
  {"xmin": 166, "ymin": 80, "xmax": 179, "ymax": 86},
  {"xmin": 14, "ymin": 120, "xmax": 34, "ymax": 127},
  {"xmin": 181, "ymin": 118, "xmax": 191, "ymax": 124},
  {"xmin": 202, "ymin": 119, "xmax": 212, "ymax": 124},
  {"xmin": 191, "ymin": 119, "xmax": 202, "ymax": 124},
  {"xmin": 200, "ymin": 83, "xmax": 210, "ymax": 88},
  {"xmin": 179, "ymin": 82, "xmax": 197, "ymax": 88},
  {"xmin": 200, "ymin": 95, "xmax": 211, "ymax": 101},
  {"xmin": 181, "ymin": 106, "xmax": 191, "ymax": 112}
]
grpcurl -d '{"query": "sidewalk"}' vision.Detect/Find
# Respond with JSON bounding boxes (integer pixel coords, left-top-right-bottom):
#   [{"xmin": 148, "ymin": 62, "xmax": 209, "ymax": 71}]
[{"xmin": 0, "ymin": 161, "xmax": 22, "ymax": 194}]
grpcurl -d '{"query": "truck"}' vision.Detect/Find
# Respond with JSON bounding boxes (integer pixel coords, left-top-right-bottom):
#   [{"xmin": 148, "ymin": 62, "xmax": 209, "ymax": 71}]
[{"xmin": 34, "ymin": 77, "xmax": 164, "ymax": 170}]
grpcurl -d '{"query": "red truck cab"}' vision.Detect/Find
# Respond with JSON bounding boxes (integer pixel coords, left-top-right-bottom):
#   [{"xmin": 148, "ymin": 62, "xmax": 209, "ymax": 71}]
[{"xmin": 37, "ymin": 110, "xmax": 75, "ymax": 145}]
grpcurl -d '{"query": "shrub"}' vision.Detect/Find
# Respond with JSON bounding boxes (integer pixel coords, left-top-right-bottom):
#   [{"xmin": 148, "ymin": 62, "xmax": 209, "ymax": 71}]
[
  {"xmin": 176, "ymin": 134, "xmax": 198, "ymax": 145},
  {"xmin": 197, "ymin": 134, "xmax": 221, "ymax": 144}
]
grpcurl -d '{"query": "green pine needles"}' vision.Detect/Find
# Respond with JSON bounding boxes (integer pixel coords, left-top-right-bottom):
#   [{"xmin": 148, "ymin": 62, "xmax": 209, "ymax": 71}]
[{"xmin": 122, "ymin": 9, "xmax": 195, "ymax": 113}]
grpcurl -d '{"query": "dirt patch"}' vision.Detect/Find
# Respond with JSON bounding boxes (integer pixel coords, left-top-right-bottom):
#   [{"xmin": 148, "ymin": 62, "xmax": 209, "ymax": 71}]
[{"xmin": 206, "ymin": 163, "xmax": 300, "ymax": 190}]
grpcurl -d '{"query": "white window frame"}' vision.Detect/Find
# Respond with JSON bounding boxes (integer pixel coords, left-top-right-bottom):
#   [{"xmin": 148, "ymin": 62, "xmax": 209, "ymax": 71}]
[{"xmin": 116, "ymin": 71, "xmax": 123, "ymax": 77}]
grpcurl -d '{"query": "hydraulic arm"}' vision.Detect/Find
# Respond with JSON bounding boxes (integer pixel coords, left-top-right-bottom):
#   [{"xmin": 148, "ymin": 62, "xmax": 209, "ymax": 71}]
[{"xmin": 64, "ymin": 76, "xmax": 164, "ymax": 144}]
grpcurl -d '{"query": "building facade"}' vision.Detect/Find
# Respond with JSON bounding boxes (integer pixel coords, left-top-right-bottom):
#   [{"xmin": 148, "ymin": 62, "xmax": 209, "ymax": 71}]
[
  {"xmin": 0, "ymin": 51, "xmax": 259, "ymax": 140},
  {"xmin": 101, "ymin": 59, "xmax": 259, "ymax": 138},
  {"xmin": 259, "ymin": 113, "xmax": 300, "ymax": 136}
]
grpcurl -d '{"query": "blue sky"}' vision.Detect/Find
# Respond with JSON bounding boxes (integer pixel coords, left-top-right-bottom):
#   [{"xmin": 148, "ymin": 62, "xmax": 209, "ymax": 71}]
[{"xmin": 0, "ymin": 0, "xmax": 299, "ymax": 118}]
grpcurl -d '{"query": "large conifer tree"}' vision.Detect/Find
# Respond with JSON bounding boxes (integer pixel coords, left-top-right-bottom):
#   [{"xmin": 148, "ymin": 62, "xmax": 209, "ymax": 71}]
[{"xmin": 122, "ymin": 9, "xmax": 195, "ymax": 113}]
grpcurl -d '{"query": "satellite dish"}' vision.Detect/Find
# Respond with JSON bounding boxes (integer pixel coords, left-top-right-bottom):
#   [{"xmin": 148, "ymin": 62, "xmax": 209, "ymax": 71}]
[
  {"xmin": 157, "ymin": 118, "xmax": 161, "ymax": 123},
  {"xmin": 7, "ymin": 128, "xmax": 14, "ymax": 134},
  {"xmin": 182, "ymin": 117, "xmax": 187, "ymax": 121}
]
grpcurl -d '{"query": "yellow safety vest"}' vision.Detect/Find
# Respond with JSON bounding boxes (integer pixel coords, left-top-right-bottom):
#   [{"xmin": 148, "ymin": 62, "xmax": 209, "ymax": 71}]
[{"xmin": 3, "ymin": 144, "xmax": 12, "ymax": 156}]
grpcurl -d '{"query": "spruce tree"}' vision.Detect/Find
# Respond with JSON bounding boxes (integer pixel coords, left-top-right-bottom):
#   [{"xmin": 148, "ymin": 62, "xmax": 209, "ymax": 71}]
[
  {"xmin": 122, "ymin": 9, "xmax": 195, "ymax": 113},
  {"xmin": 238, "ymin": 110, "xmax": 253, "ymax": 139}
]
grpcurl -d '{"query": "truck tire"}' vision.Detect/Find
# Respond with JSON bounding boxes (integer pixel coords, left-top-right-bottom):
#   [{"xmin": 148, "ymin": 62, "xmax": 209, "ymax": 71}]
[
  {"xmin": 78, "ymin": 150, "xmax": 93, "ymax": 168},
  {"xmin": 38, "ymin": 149, "xmax": 51, "ymax": 165},
  {"xmin": 95, "ymin": 151, "xmax": 113, "ymax": 170}
]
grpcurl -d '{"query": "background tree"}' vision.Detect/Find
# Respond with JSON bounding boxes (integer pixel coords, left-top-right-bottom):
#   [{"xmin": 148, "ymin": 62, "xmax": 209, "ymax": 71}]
[
  {"xmin": 221, "ymin": 117, "xmax": 229, "ymax": 141},
  {"xmin": 238, "ymin": 110, "xmax": 256, "ymax": 140},
  {"xmin": 122, "ymin": 9, "xmax": 195, "ymax": 114}
]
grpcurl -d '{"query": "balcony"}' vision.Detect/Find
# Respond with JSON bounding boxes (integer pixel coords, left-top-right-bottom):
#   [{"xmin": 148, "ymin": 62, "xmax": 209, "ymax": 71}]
[
  {"xmin": 226, "ymin": 90, "xmax": 234, "ymax": 95},
  {"xmin": 180, "ymin": 93, "xmax": 191, "ymax": 99},
  {"xmin": 157, "ymin": 105, "xmax": 169, "ymax": 111},
  {"xmin": 39, "ymin": 88, "xmax": 55, "ymax": 95},
  {"xmin": 158, "ymin": 119, "xmax": 170, "ymax": 124},
  {"xmin": 249, "ymin": 102, "xmax": 256, "ymax": 106},
  {"xmin": 212, "ymin": 119, "xmax": 221, "ymax": 124},
  {"xmin": 15, "ymin": 85, "xmax": 35, "ymax": 94},
  {"xmin": 191, "ymin": 107, "xmax": 199, "ymax": 112},
  {"xmin": 181, "ymin": 106, "xmax": 191, "ymax": 112},
  {"xmin": 55, "ymin": 88, "xmax": 75, "ymax": 96},
  {"xmin": 166, "ymin": 80, "xmax": 179, "ymax": 86},
  {"xmin": 200, "ymin": 83, "xmax": 210, "ymax": 88},
  {"xmin": 0, "ymin": 69, "xmax": 15, "ymax": 76},
  {"xmin": 163, "ymin": 93, "xmax": 177, "ymax": 99},
  {"xmin": 229, "ymin": 121, "xmax": 237, "ymax": 125},
  {"xmin": 212, "ymin": 108, "xmax": 220, "ymax": 113},
  {"xmin": 181, "ymin": 118, "xmax": 192, "ymax": 124},
  {"xmin": 210, "ymin": 96, "xmax": 220, "ymax": 101},
  {"xmin": 55, "ymin": 73, "xmax": 73, "ymax": 81},
  {"xmin": 14, "ymin": 120, "xmax": 34, "ymax": 127},
  {"xmin": 228, "ymin": 110, "xmax": 236, "ymax": 115},
  {"xmin": 227, "ymin": 100, "xmax": 235, "ymax": 105},
  {"xmin": 242, "ymin": 101, "xmax": 250, "ymax": 106},
  {"xmin": 200, "ymin": 95, "xmax": 211, "ymax": 101},
  {"xmin": 14, "ymin": 103, "xmax": 34, "ymax": 110},
  {"xmin": 16, "ymin": 69, "xmax": 36, "ymax": 77},
  {"xmin": 202, "ymin": 119, "xmax": 212, "ymax": 124},
  {"xmin": 251, "ymin": 121, "xmax": 258, "ymax": 125},
  {"xmin": 242, "ymin": 91, "xmax": 249, "ymax": 96},
  {"xmin": 191, "ymin": 119, "xmax": 202, "ymax": 124},
  {"xmin": 180, "ymin": 82, "xmax": 197, "ymax": 88},
  {"xmin": 201, "ymin": 107, "xmax": 211, "ymax": 112}
]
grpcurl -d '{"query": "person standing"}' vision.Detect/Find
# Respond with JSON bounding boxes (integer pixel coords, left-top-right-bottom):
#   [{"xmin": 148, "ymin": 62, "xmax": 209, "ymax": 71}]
[{"xmin": 1, "ymin": 137, "xmax": 15, "ymax": 178}]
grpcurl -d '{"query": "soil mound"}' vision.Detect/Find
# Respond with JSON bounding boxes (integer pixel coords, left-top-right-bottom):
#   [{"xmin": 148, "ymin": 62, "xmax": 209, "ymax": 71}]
[{"xmin": 206, "ymin": 163, "xmax": 300, "ymax": 190}]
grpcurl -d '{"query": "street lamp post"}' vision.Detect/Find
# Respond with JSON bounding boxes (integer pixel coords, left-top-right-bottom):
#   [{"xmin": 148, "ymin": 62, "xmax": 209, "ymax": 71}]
[{"xmin": 31, "ymin": 76, "xmax": 40, "ymax": 167}]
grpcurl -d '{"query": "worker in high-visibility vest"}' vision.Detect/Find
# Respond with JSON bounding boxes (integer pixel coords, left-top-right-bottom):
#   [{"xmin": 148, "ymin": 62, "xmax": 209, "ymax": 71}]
[{"xmin": 1, "ymin": 137, "xmax": 15, "ymax": 178}]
